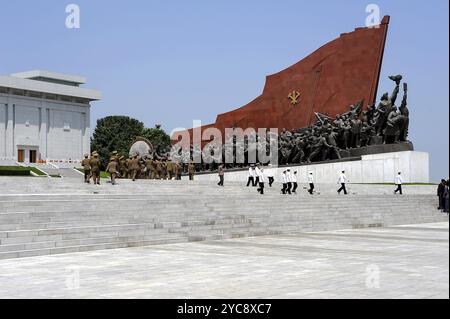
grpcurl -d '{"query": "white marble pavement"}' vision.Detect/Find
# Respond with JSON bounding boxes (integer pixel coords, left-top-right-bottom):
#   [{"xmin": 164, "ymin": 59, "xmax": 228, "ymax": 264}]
[{"xmin": 0, "ymin": 222, "xmax": 447, "ymax": 299}]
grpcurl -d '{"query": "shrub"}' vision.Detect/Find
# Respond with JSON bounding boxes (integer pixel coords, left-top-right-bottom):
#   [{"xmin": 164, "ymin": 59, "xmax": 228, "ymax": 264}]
[{"xmin": 0, "ymin": 166, "xmax": 31, "ymax": 176}]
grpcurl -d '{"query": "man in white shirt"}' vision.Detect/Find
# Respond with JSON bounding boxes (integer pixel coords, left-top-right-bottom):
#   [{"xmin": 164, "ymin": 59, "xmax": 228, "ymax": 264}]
[
  {"xmin": 255, "ymin": 164, "xmax": 262, "ymax": 186},
  {"xmin": 308, "ymin": 172, "xmax": 315, "ymax": 195},
  {"xmin": 292, "ymin": 171, "xmax": 299, "ymax": 194},
  {"xmin": 266, "ymin": 164, "xmax": 275, "ymax": 187},
  {"xmin": 286, "ymin": 169, "xmax": 292, "ymax": 195},
  {"xmin": 281, "ymin": 170, "xmax": 288, "ymax": 194},
  {"xmin": 246, "ymin": 166, "xmax": 256, "ymax": 187},
  {"xmin": 337, "ymin": 170, "xmax": 349, "ymax": 195},
  {"xmin": 394, "ymin": 172, "xmax": 403, "ymax": 195},
  {"xmin": 257, "ymin": 167, "xmax": 266, "ymax": 195}
]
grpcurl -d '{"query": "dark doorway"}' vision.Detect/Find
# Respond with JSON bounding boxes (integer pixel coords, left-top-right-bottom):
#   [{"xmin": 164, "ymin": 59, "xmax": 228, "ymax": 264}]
[{"xmin": 29, "ymin": 150, "xmax": 37, "ymax": 163}]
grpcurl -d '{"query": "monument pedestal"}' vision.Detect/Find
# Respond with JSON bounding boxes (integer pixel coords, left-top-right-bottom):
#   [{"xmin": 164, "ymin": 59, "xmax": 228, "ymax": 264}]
[
  {"xmin": 194, "ymin": 151, "xmax": 430, "ymax": 184},
  {"xmin": 347, "ymin": 141, "xmax": 414, "ymax": 157}
]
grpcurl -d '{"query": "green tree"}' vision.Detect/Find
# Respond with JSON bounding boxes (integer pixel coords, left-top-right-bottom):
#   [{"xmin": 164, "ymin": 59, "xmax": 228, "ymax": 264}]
[
  {"xmin": 141, "ymin": 124, "xmax": 172, "ymax": 150},
  {"xmin": 91, "ymin": 116, "xmax": 144, "ymax": 169}
]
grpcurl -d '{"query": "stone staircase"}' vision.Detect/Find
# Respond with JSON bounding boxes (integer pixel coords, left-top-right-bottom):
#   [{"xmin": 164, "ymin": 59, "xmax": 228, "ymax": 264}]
[
  {"xmin": 26, "ymin": 164, "xmax": 83, "ymax": 178},
  {"xmin": 0, "ymin": 177, "xmax": 447, "ymax": 260}
]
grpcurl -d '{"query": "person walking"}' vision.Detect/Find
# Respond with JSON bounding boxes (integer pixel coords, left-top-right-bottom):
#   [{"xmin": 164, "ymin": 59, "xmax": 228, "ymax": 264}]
[
  {"xmin": 89, "ymin": 152, "xmax": 101, "ymax": 185},
  {"xmin": 125, "ymin": 155, "xmax": 132, "ymax": 179},
  {"xmin": 443, "ymin": 180, "xmax": 449, "ymax": 214},
  {"xmin": 145, "ymin": 157, "xmax": 154, "ymax": 179},
  {"xmin": 307, "ymin": 171, "xmax": 315, "ymax": 195},
  {"xmin": 81, "ymin": 154, "xmax": 91, "ymax": 184},
  {"xmin": 218, "ymin": 165, "xmax": 225, "ymax": 187},
  {"xmin": 161, "ymin": 159, "xmax": 168, "ymax": 180},
  {"xmin": 176, "ymin": 162, "xmax": 183, "ymax": 180},
  {"xmin": 257, "ymin": 167, "xmax": 265, "ymax": 194},
  {"xmin": 286, "ymin": 169, "xmax": 292, "ymax": 195},
  {"xmin": 254, "ymin": 164, "xmax": 262, "ymax": 187},
  {"xmin": 130, "ymin": 154, "xmax": 140, "ymax": 182},
  {"xmin": 337, "ymin": 170, "xmax": 348, "ymax": 195},
  {"xmin": 166, "ymin": 159, "xmax": 174, "ymax": 180},
  {"xmin": 292, "ymin": 171, "xmax": 298, "ymax": 194},
  {"xmin": 281, "ymin": 170, "xmax": 288, "ymax": 195},
  {"xmin": 119, "ymin": 156, "xmax": 127, "ymax": 179},
  {"xmin": 246, "ymin": 166, "xmax": 255, "ymax": 187},
  {"xmin": 154, "ymin": 159, "xmax": 163, "ymax": 180},
  {"xmin": 188, "ymin": 161, "xmax": 195, "ymax": 181},
  {"xmin": 106, "ymin": 157, "xmax": 119, "ymax": 185},
  {"xmin": 266, "ymin": 164, "xmax": 275, "ymax": 187},
  {"xmin": 394, "ymin": 172, "xmax": 403, "ymax": 195},
  {"xmin": 437, "ymin": 179, "xmax": 446, "ymax": 210},
  {"xmin": 173, "ymin": 161, "xmax": 179, "ymax": 181}
]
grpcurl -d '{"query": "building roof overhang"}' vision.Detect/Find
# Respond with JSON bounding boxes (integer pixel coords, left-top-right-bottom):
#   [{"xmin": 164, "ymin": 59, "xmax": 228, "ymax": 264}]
[
  {"xmin": 0, "ymin": 75, "xmax": 101, "ymax": 101},
  {"xmin": 11, "ymin": 70, "xmax": 86, "ymax": 85}
]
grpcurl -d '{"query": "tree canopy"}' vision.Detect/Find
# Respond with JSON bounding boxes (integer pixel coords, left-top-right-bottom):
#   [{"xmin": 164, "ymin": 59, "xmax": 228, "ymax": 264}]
[
  {"xmin": 141, "ymin": 124, "xmax": 172, "ymax": 151},
  {"xmin": 91, "ymin": 116, "xmax": 171, "ymax": 169}
]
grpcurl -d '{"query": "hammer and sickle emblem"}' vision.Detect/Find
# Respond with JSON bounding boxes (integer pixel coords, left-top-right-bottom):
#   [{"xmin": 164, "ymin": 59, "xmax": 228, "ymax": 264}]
[{"xmin": 288, "ymin": 91, "xmax": 301, "ymax": 105}]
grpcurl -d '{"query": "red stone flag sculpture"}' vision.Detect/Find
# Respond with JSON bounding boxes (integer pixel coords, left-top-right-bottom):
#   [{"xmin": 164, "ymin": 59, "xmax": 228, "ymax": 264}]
[{"xmin": 173, "ymin": 16, "xmax": 390, "ymax": 143}]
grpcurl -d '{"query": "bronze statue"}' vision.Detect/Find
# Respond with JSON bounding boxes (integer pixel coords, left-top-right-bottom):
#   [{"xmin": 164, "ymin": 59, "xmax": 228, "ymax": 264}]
[
  {"xmin": 164, "ymin": 75, "xmax": 412, "ymax": 171},
  {"xmin": 398, "ymin": 83, "xmax": 410, "ymax": 142}
]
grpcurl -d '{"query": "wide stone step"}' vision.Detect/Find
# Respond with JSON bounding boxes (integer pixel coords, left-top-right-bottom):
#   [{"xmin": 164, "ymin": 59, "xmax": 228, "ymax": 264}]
[
  {"xmin": 0, "ymin": 177, "xmax": 447, "ymax": 260},
  {"xmin": 0, "ymin": 195, "xmax": 435, "ymax": 209},
  {"xmin": 0, "ymin": 237, "xmax": 191, "ymax": 260},
  {"xmin": 1, "ymin": 210, "xmax": 445, "ymax": 246},
  {"xmin": 0, "ymin": 199, "xmax": 437, "ymax": 216},
  {"xmin": 0, "ymin": 206, "xmax": 432, "ymax": 224},
  {"xmin": 0, "ymin": 232, "xmax": 187, "ymax": 253},
  {"xmin": 0, "ymin": 217, "xmax": 260, "ymax": 243},
  {"xmin": 0, "ymin": 186, "xmax": 437, "ymax": 198}
]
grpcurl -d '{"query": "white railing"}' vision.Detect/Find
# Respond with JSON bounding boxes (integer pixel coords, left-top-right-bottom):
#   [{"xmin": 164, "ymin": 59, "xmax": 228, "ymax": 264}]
[
  {"xmin": 45, "ymin": 159, "xmax": 83, "ymax": 169},
  {"xmin": 1, "ymin": 157, "xmax": 83, "ymax": 168}
]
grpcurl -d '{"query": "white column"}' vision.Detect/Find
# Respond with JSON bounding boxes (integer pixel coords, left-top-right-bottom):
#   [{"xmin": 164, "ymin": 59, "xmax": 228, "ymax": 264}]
[
  {"xmin": 5, "ymin": 101, "xmax": 14, "ymax": 160},
  {"xmin": 46, "ymin": 108, "xmax": 52, "ymax": 160},
  {"xmin": 0, "ymin": 103, "xmax": 5, "ymax": 158},
  {"xmin": 39, "ymin": 101, "xmax": 47, "ymax": 161},
  {"xmin": 82, "ymin": 105, "xmax": 91, "ymax": 156}
]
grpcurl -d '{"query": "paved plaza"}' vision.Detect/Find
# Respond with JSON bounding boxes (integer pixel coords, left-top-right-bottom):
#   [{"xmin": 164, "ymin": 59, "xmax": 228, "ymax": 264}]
[{"xmin": 0, "ymin": 222, "xmax": 448, "ymax": 299}]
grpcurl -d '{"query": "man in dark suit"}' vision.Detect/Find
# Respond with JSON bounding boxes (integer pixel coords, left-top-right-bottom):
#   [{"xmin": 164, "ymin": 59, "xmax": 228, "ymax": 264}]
[
  {"xmin": 437, "ymin": 179, "xmax": 447, "ymax": 211},
  {"xmin": 218, "ymin": 165, "xmax": 225, "ymax": 187}
]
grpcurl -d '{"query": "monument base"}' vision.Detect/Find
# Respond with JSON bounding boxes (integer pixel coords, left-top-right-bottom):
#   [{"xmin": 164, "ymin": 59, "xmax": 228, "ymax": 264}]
[
  {"xmin": 347, "ymin": 141, "xmax": 414, "ymax": 157},
  {"xmin": 194, "ymin": 151, "xmax": 430, "ymax": 184}
]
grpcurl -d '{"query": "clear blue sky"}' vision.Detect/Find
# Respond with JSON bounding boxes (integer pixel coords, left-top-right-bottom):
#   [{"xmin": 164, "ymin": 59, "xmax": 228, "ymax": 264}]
[{"xmin": 0, "ymin": 0, "xmax": 448, "ymax": 181}]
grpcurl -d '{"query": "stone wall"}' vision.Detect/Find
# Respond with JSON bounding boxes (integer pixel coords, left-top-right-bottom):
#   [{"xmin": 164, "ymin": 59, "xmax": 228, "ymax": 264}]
[{"xmin": 194, "ymin": 151, "xmax": 430, "ymax": 184}]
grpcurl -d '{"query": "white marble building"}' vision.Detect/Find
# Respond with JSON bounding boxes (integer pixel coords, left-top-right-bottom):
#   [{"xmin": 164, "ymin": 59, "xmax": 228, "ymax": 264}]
[{"xmin": 0, "ymin": 70, "xmax": 101, "ymax": 165}]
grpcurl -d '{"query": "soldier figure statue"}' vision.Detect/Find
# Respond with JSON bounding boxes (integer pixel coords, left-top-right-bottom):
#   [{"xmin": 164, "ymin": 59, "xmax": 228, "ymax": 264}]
[
  {"xmin": 398, "ymin": 83, "xmax": 410, "ymax": 142},
  {"xmin": 141, "ymin": 75, "xmax": 411, "ymax": 172}
]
